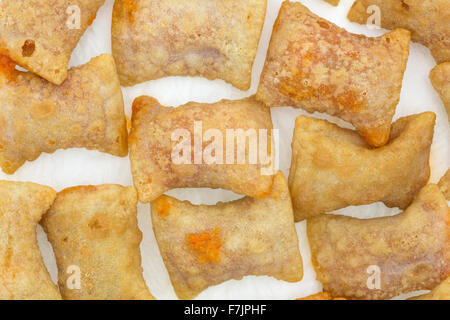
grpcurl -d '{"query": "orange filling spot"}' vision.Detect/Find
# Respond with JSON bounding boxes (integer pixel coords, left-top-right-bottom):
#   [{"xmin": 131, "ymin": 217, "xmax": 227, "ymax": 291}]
[
  {"xmin": 317, "ymin": 21, "xmax": 330, "ymax": 29},
  {"xmin": 124, "ymin": 0, "xmax": 138, "ymax": 23},
  {"xmin": 126, "ymin": 116, "xmax": 132, "ymax": 131},
  {"xmin": 187, "ymin": 228, "xmax": 222, "ymax": 263},
  {"xmin": 155, "ymin": 197, "xmax": 170, "ymax": 218},
  {"xmin": 0, "ymin": 54, "xmax": 18, "ymax": 80},
  {"xmin": 254, "ymin": 184, "xmax": 273, "ymax": 199},
  {"xmin": 87, "ymin": 13, "xmax": 97, "ymax": 26}
]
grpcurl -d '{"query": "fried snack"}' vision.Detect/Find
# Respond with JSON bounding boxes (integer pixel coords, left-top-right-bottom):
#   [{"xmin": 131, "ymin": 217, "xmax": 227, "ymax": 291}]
[
  {"xmin": 430, "ymin": 62, "xmax": 450, "ymax": 120},
  {"xmin": 129, "ymin": 96, "xmax": 275, "ymax": 203},
  {"xmin": 0, "ymin": 181, "xmax": 60, "ymax": 300},
  {"xmin": 151, "ymin": 172, "xmax": 302, "ymax": 300},
  {"xmin": 41, "ymin": 185, "xmax": 154, "ymax": 300},
  {"xmin": 348, "ymin": 0, "xmax": 450, "ymax": 64},
  {"xmin": 438, "ymin": 169, "xmax": 450, "ymax": 200},
  {"xmin": 0, "ymin": 54, "xmax": 128, "ymax": 174},
  {"xmin": 111, "ymin": 0, "xmax": 267, "ymax": 90},
  {"xmin": 413, "ymin": 277, "xmax": 450, "ymax": 300},
  {"xmin": 307, "ymin": 184, "xmax": 450, "ymax": 300},
  {"xmin": 256, "ymin": 1, "xmax": 410, "ymax": 147},
  {"xmin": 0, "ymin": 0, "xmax": 106, "ymax": 84},
  {"xmin": 289, "ymin": 112, "xmax": 435, "ymax": 221}
]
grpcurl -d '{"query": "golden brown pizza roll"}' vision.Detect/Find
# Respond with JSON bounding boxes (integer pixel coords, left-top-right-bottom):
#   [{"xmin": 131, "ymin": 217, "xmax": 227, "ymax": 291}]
[
  {"xmin": 289, "ymin": 112, "xmax": 435, "ymax": 221},
  {"xmin": 111, "ymin": 0, "xmax": 267, "ymax": 90},
  {"xmin": 307, "ymin": 184, "xmax": 450, "ymax": 300},
  {"xmin": 0, "ymin": 54, "xmax": 128, "ymax": 174},
  {"xmin": 41, "ymin": 185, "xmax": 154, "ymax": 300},
  {"xmin": 0, "ymin": 0, "xmax": 106, "ymax": 84},
  {"xmin": 151, "ymin": 172, "xmax": 302, "ymax": 300},
  {"xmin": 438, "ymin": 169, "xmax": 450, "ymax": 201},
  {"xmin": 0, "ymin": 181, "xmax": 60, "ymax": 300},
  {"xmin": 256, "ymin": 1, "xmax": 410, "ymax": 147},
  {"xmin": 413, "ymin": 277, "xmax": 450, "ymax": 300},
  {"xmin": 348, "ymin": 0, "xmax": 450, "ymax": 64},
  {"xmin": 430, "ymin": 62, "xmax": 450, "ymax": 120},
  {"xmin": 129, "ymin": 96, "xmax": 275, "ymax": 203}
]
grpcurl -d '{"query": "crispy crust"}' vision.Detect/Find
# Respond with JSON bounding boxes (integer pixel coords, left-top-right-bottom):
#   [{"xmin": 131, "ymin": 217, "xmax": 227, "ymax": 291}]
[
  {"xmin": 256, "ymin": 1, "xmax": 410, "ymax": 147},
  {"xmin": 413, "ymin": 277, "xmax": 450, "ymax": 300},
  {"xmin": 438, "ymin": 169, "xmax": 450, "ymax": 201},
  {"xmin": 307, "ymin": 184, "xmax": 450, "ymax": 300},
  {"xmin": 41, "ymin": 185, "xmax": 154, "ymax": 300},
  {"xmin": 0, "ymin": 54, "xmax": 128, "ymax": 174},
  {"xmin": 111, "ymin": 0, "xmax": 267, "ymax": 89},
  {"xmin": 348, "ymin": 0, "xmax": 450, "ymax": 64},
  {"xmin": 151, "ymin": 172, "xmax": 302, "ymax": 300},
  {"xmin": 0, "ymin": 0, "xmax": 105, "ymax": 84},
  {"xmin": 0, "ymin": 181, "xmax": 60, "ymax": 300},
  {"xmin": 289, "ymin": 112, "xmax": 435, "ymax": 221},
  {"xmin": 129, "ymin": 96, "xmax": 275, "ymax": 203},
  {"xmin": 430, "ymin": 62, "xmax": 450, "ymax": 121}
]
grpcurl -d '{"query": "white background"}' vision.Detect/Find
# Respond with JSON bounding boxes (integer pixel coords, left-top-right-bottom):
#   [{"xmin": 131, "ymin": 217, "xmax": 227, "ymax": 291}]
[{"xmin": 1, "ymin": 0, "xmax": 449, "ymax": 299}]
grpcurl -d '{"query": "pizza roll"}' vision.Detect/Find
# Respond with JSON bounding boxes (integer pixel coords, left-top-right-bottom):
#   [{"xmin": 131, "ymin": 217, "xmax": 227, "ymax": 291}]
[
  {"xmin": 413, "ymin": 277, "xmax": 450, "ymax": 300},
  {"xmin": 348, "ymin": 0, "xmax": 450, "ymax": 64},
  {"xmin": 307, "ymin": 184, "xmax": 450, "ymax": 300},
  {"xmin": 0, "ymin": 0, "xmax": 106, "ymax": 84},
  {"xmin": 129, "ymin": 96, "xmax": 275, "ymax": 203},
  {"xmin": 430, "ymin": 62, "xmax": 450, "ymax": 120},
  {"xmin": 111, "ymin": 0, "xmax": 267, "ymax": 90},
  {"xmin": 151, "ymin": 172, "xmax": 302, "ymax": 300},
  {"xmin": 0, "ymin": 54, "xmax": 128, "ymax": 174},
  {"xmin": 0, "ymin": 181, "xmax": 60, "ymax": 300},
  {"xmin": 256, "ymin": 1, "xmax": 410, "ymax": 147},
  {"xmin": 41, "ymin": 185, "xmax": 154, "ymax": 300},
  {"xmin": 289, "ymin": 112, "xmax": 435, "ymax": 221},
  {"xmin": 438, "ymin": 169, "xmax": 450, "ymax": 201}
]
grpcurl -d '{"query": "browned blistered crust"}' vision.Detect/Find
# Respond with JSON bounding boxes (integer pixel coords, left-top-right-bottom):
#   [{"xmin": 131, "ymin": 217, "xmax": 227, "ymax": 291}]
[
  {"xmin": 413, "ymin": 277, "xmax": 450, "ymax": 300},
  {"xmin": 111, "ymin": 0, "xmax": 267, "ymax": 90},
  {"xmin": 151, "ymin": 172, "xmax": 302, "ymax": 300},
  {"xmin": 307, "ymin": 184, "xmax": 450, "ymax": 300},
  {"xmin": 348, "ymin": 0, "xmax": 450, "ymax": 64},
  {"xmin": 430, "ymin": 62, "xmax": 450, "ymax": 121},
  {"xmin": 0, "ymin": 181, "xmax": 61, "ymax": 300},
  {"xmin": 256, "ymin": 1, "xmax": 410, "ymax": 147},
  {"xmin": 0, "ymin": 54, "xmax": 128, "ymax": 174},
  {"xmin": 438, "ymin": 169, "xmax": 450, "ymax": 200},
  {"xmin": 129, "ymin": 96, "xmax": 275, "ymax": 203},
  {"xmin": 41, "ymin": 185, "xmax": 154, "ymax": 300},
  {"xmin": 289, "ymin": 112, "xmax": 435, "ymax": 221},
  {"xmin": 0, "ymin": 0, "xmax": 106, "ymax": 84}
]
